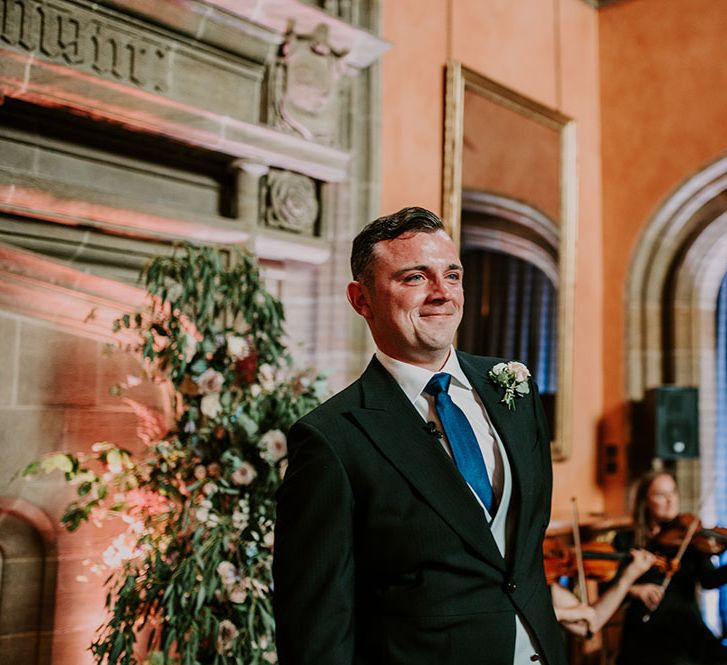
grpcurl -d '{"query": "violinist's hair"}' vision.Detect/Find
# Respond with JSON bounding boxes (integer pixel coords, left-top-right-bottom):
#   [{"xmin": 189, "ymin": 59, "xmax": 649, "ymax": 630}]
[{"xmin": 631, "ymin": 469, "xmax": 677, "ymax": 548}]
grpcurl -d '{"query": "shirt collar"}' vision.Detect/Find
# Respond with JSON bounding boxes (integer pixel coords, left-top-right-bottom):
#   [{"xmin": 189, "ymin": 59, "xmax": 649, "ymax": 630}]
[{"xmin": 375, "ymin": 346, "xmax": 473, "ymax": 404}]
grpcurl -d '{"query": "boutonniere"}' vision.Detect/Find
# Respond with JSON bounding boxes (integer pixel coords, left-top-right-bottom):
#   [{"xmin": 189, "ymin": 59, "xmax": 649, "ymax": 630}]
[{"xmin": 488, "ymin": 361, "xmax": 531, "ymax": 410}]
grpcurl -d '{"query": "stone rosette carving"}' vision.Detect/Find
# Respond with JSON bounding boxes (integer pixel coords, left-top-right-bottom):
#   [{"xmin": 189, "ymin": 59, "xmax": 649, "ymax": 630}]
[
  {"xmin": 269, "ymin": 22, "xmax": 348, "ymax": 145},
  {"xmin": 265, "ymin": 170, "xmax": 319, "ymax": 235}
]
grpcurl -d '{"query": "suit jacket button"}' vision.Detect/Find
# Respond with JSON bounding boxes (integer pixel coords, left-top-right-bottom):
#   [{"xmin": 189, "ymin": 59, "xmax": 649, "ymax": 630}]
[
  {"xmin": 506, "ymin": 580, "xmax": 517, "ymax": 593},
  {"xmin": 530, "ymin": 654, "xmax": 541, "ymax": 662}
]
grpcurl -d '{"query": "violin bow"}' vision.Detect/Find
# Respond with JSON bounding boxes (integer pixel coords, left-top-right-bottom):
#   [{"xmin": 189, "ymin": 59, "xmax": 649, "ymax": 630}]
[
  {"xmin": 571, "ymin": 497, "xmax": 593, "ymax": 638},
  {"xmin": 641, "ymin": 516, "xmax": 700, "ymax": 623},
  {"xmin": 571, "ymin": 497, "xmax": 588, "ymax": 603}
]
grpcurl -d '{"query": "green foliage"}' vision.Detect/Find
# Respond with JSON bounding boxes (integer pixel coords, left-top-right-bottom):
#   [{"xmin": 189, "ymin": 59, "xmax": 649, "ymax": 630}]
[{"xmin": 25, "ymin": 244, "xmax": 326, "ymax": 664}]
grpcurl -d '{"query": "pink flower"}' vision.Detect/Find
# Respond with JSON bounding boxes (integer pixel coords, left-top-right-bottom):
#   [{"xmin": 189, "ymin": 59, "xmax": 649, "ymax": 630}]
[
  {"xmin": 509, "ymin": 361, "xmax": 530, "ymax": 382},
  {"xmin": 196, "ymin": 368, "xmax": 224, "ymax": 395},
  {"xmin": 231, "ymin": 462, "xmax": 257, "ymax": 486},
  {"xmin": 216, "ymin": 619, "xmax": 239, "ymax": 655},
  {"xmin": 261, "ymin": 429, "xmax": 287, "ymax": 462}
]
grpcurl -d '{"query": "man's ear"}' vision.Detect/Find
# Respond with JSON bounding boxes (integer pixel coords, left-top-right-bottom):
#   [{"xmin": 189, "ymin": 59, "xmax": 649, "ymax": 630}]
[{"xmin": 346, "ymin": 281, "xmax": 373, "ymax": 320}]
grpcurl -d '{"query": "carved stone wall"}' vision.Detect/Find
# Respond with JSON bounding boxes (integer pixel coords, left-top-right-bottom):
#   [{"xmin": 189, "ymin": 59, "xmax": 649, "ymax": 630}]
[{"xmin": 0, "ymin": 0, "xmax": 386, "ymax": 661}]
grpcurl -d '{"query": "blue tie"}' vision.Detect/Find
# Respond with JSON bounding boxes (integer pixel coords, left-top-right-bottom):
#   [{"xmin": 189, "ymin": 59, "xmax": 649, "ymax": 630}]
[{"xmin": 424, "ymin": 372, "xmax": 495, "ymax": 514}]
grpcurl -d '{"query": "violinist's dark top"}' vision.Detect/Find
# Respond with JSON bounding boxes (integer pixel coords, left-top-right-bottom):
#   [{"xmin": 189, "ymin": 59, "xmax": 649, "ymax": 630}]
[{"xmin": 614, "ymin": 528, "xmax": 727, "ymax": 665}]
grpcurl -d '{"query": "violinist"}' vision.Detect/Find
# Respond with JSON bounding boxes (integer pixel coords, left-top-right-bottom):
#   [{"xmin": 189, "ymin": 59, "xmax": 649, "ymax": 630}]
[
  {"xmin": 550, "ymin": 548, "xmax": 657, "ymax": 638},
  {"xmin": 615, "ymin": 470, "xmax": 727, "ymax": 665}
]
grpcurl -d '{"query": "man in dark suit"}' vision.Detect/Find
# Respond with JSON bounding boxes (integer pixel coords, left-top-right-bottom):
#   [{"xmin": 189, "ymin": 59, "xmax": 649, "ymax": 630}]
[{"xmin": 273, "ymin": 207, "xmax": 565, "ymax": 665}]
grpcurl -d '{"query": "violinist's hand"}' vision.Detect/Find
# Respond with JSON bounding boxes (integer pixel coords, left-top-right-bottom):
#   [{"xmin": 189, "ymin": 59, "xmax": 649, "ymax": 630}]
[
  {"xmin": 555, "ymin": 603, "xmax": 597, "ymax": 637},
  {"xmin": 622, "ymin": 549, "xmax": 657, "ymax": 584},
  {"xmin": 629, "ymin": 583, "xmax": 664, "ymax": 611},
  {"xmin": 551, "ymin": 584, "xmax": 597, "ymax": 637}
]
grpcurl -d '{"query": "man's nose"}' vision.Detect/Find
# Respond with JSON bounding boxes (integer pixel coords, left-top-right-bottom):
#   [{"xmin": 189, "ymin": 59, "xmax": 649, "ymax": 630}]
[{"xmin": 428, "ymin": 276, "xmax": 451, "ymax": 299}]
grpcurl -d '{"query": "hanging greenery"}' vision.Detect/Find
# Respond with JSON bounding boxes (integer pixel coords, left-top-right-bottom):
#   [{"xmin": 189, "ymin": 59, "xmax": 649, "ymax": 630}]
[{"xmin": 24, "ymin": 244, "xmax": 327, "ymax": 665}]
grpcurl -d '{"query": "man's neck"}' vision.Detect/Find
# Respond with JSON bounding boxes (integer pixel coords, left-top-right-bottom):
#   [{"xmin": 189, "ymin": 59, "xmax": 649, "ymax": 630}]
[{"xmin": 376, "ymin": 348, "xmax": 452, "ymax": 373}]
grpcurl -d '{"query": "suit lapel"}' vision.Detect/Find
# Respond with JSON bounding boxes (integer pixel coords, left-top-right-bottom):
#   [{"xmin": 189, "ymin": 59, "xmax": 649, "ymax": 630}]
[
  {"xmin": 348, "ymin": 357, "xmax": 506, "ymax": 571},
  {"xmin": 458, "ymin": 353, "xmax": 538, "ymax": 573}
]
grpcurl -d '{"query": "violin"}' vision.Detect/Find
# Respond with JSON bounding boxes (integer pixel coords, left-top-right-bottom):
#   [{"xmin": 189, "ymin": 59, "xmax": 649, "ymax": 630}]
[
  {"xmin": 543, "ymin": 537, "xmax": 677, "ymax": 585},
  {"xmin": 653, "ymin": 513, "xmax": 727, "ymax": 556}
]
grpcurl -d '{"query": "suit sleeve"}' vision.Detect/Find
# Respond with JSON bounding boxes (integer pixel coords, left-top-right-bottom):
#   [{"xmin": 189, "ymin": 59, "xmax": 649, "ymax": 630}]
[{"xmin": 273, "ymin": 420, "xmax": 355, "ymax": 665}]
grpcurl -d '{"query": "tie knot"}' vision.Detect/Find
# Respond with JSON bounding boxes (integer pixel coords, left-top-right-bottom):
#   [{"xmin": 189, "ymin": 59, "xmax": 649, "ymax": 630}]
[{"xmin": 424, "ymin": 372, "xmax": 451, "ymax": 397}]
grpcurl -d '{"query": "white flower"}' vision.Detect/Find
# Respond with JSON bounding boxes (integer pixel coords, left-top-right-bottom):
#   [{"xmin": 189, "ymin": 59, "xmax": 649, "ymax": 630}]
[
  {"xmin": 258, "ymin": 364, "xmax": 276, "ymax": 391},
  {"xmin": 250, "ymin": 383, "xmax": 262, "ymax": 398},
  {"xmin": 261, "ymin": 429, "xmax": 287, "ymax": 462},
  {"xmin": 228, "ymin": 582, "xmax": 248, "ymax": 604},
  {"xmin": 125, "ymin": 374, "xmax": 142, "ymax": 387},
  {"xmin": 182, "ymin": 334, "xmax": 197, "ymax": 363},
  {"xmin": 232, "ymin": 510, "xmax": 249, "ymax": 531},
  {"xmin": 226, "ymin": 335, "xmax": 250, "ymax": 359},
  {"xmin": 193, "ymin": 464, "xmax": 207, "ymax": 480},
  {"xmin": 195, "ymin": 499, "xmax": 213, "ymax": 523},
  {"xmin": 196, "ymin": 368, "xmax": 224, "ymax": 394},
  {"xmin": 488, "ymin": 360, "xmax": 531, "ymax": 411},
  {"xmin": 262, "ymin": 652, "xmax": 277, "ymax": 663},
  {"xmin": 231, "ymin": 462, "xmax": 257, "ymax": 486},
  {"xmin": 164, "ymin": 277, "xmax": 183, "ymax": 302},
  {"xmin": 216, "ymin": 561, "xmax": 237, "ymax": 584},
  {"xmin": 203, "ymin": 482, "xmax": 218, "ymax": 496},
  {"xmin": 200, "ymin": 393, "xmax": 222, "ymax": 419},
  {"xmin": 263, "ymin": 531, "xmax": 274, "ymax": 549},
  {"xmin": 206, "ymin": 513, "xmax": 220, "ymax": 527},
  {"xmin": 216, "ymin": 619, "xmax": 239, "ymax": 655}
]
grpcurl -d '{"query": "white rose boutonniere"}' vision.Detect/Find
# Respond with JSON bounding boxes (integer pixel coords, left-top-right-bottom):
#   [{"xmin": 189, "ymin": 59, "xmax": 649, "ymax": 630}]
[{"xmin": 488, "ymin": 361, "xmax": 531, "ymax": 410}]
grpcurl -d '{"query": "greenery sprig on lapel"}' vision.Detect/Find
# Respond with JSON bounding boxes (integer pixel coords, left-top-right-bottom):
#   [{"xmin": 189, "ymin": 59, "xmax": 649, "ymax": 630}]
[{"xmin": 487, "ymin": 361, "xmax": 531, "ymax": 410}]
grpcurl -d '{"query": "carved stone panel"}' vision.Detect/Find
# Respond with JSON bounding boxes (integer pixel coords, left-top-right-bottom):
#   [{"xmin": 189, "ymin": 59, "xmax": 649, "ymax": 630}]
[
  {"xmin": 264, "ymin": 168, "xmax": 319, "ymax": 236},
  {"xmin": 0, "ymin": 0, "xmax": 263, "ymax": 122},
  {"xmin": 269, "ymin": 23, "xmax": 347, "ymax": 145}
]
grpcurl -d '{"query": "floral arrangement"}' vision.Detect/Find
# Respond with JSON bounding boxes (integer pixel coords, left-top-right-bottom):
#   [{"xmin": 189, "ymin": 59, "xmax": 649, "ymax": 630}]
[
  {"xmin": 23, "ymin": 244, "xmax": 327, "ymax": 664},
  {"xmin": 487, "ymin": 361, "xmax": 530, "ymax": 410}
]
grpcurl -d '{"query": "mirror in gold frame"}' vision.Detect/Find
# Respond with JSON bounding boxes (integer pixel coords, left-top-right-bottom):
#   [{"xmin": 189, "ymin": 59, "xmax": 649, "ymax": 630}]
[{"xmin": 443, "ymin": 61, "xmax": 577, "ymax": 461}]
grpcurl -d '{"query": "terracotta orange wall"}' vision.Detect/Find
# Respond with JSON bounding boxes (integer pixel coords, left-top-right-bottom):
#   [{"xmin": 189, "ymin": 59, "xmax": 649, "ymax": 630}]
[
  {"xmin": 599, "ymin": 0, "xmax": 727, "ymax": 509},
  {"xmin": 380, "ymin": 0, "xmax": 604, "ymax": 522}
]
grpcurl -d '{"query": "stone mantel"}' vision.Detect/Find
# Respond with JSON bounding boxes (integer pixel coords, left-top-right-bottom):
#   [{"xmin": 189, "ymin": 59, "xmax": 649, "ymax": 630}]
[
  {"xmin": 0, "ymin": 0, "xmax": 364, "ymax": 183},
  {"xmin": 0, "ymin": 0, "xmax": 385, "ymax": 275},
  {"xmin": 106, "ymin": 0, "xmax": 389, "ymax": 70}
]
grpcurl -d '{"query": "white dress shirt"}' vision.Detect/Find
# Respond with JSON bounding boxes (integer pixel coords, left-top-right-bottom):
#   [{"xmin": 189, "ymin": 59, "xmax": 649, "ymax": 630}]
[{"xmin": 375, "ymin": 347, "xmax": 540, "ymax": 665}]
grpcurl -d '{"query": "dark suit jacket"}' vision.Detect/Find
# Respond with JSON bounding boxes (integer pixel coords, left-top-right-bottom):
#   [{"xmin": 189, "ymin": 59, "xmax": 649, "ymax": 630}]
[{"xmin": 273, "ymin": 352, "xmax": 566, "ymax": 665}]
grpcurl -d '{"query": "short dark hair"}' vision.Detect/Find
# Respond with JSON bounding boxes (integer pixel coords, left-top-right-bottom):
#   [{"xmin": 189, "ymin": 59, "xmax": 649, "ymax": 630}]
[{"xmin": 350, "ymin": 207, "xmax": 445, "ymax": 283}]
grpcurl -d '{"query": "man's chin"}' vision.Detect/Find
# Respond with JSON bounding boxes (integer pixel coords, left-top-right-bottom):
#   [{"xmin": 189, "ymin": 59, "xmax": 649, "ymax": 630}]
[{"xmin": 416, "ymin": 332, "xmax": 457, "ymax": 353}]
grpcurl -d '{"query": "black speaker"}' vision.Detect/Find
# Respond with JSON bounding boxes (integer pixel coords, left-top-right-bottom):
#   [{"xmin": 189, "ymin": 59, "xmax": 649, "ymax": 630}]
[{"xmin": 644, "ymin": 386, "xmax": 699, "ymax": 460}]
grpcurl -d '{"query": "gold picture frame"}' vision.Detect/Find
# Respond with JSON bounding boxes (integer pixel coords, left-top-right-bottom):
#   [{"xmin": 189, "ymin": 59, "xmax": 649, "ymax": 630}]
[{"xmin": 443, "ymin": 61, "xmax": 577, "ymax": 461}]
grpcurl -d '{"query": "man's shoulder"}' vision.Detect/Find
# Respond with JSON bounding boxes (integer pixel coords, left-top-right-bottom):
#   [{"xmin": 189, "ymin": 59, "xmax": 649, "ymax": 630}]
[
  {"xmin": 455, "ymin": 350, "xmax": 510, "ymax": 371},
  {"xmin": 295, "ymin": 377, "xmax": 363, "ymax": 429}
]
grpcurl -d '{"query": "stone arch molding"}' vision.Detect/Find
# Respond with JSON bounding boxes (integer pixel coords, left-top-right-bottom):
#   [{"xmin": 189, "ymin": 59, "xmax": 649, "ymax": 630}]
[
  {"xmin": 627, "ymin": 154, "xmax": 727, "ymax": 518},
  {"xmin": 460, "ymin": 189, "xmax": 559, "ymax": 286}
]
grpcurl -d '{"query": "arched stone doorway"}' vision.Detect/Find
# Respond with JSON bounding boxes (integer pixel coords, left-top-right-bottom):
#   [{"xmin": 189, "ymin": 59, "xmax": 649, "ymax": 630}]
[
  {"xmin": 0, "ymin": 497, "xmax": 57, "ymax": 665},
  {"xmin": 626, "ymin": 154, "xmax": 727, "ymax": 519}
]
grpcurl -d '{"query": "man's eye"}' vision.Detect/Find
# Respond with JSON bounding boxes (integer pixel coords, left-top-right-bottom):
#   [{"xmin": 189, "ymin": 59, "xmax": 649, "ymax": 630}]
[
  {"xmin": 404, "ymin": 274, "xmax": 424, "ymax": 282},
  {"xmin": 446, "ymin": 272, "xmax": 462, "ymax": 281}
]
